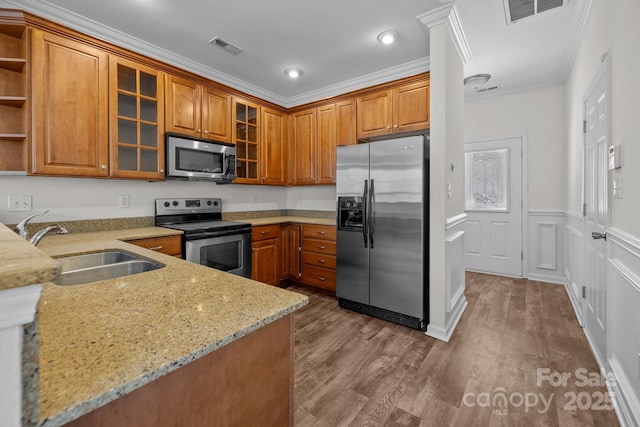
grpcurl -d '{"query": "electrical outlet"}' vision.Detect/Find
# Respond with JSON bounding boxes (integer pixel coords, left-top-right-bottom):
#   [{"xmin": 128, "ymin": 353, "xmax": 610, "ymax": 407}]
[
  {"xmin": 8, "ymin": 195, "xmax": 32, "ymax": 212},
  {"xmin": 118, "ymin": 194, "xmax": 130, "ymax": 208}
]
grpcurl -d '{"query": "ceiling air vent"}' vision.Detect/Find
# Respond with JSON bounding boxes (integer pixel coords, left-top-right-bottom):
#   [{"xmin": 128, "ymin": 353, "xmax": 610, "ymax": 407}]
[
  {"xmin": 209, "ymin": 37, "xmax": 243, "ymax": 55},
  {"xmin": 503, "ymin": 0, "xmax": 564, "ymax": 24}
]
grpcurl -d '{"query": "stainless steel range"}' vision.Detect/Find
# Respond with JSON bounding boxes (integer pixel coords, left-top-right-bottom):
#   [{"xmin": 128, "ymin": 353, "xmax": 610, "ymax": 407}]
[{"xmin": 155, "ymin": 198, "xmax": 252, "ymax": 278}]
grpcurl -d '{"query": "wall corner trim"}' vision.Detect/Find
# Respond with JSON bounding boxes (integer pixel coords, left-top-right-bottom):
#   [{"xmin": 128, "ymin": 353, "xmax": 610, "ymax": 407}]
[
  {"xmin": 416, "ymin": 2, "xmax": 473, "ymax": 64},
  {"xmin": 0, "ymin": 285, "xmax": 42, "ymax": 330},
  {"xmin": 425, "ymin": 297, "xmax": 467, "ymax": 342}
]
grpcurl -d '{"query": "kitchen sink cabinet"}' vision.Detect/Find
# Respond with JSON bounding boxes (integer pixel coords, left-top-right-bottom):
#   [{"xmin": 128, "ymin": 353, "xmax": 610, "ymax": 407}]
[
  {"xmin": 65, "ymin": 314, "xmax": 294, "ymax": 427},
  {"xmin": 260, "ymin": 107, "xmax": 286, "ymax": 185},
  {"xmin": 356, "ymin": 79, "xmax": 430, "ymax": 140},
  {"xmin": 126, "ymin": 235, "xmax": 182, "ymax": 258},
  {"xmin": 251, "ymin": 225, "xmax": 281, "ymax": 286},
  {"xmin": 165, "ymin": 74, "xmax": 232, "ymax": 143},
  {"xmin": 31, "ymin": 28, "xmax": 110, "ymax": 177},
  {"xmin": 0, "ymin": 10, "xmax": 28, "ymax": 173},
  {"xmin": 110, "ymin": 56, "xmax": 165, "ymax": 180}
]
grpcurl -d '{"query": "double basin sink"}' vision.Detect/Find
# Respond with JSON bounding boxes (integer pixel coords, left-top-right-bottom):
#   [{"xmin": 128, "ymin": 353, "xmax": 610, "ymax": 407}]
[{"xmin": 54, "ymin": 250, "xmax": 164, "ymax": 286}]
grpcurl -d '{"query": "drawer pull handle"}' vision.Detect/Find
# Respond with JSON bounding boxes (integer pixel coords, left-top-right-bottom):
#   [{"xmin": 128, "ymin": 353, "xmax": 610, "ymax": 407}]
[
  {"xmin": 316, "ymin": 258, "xmax": 326, "ymax": 264},
  {"xmin": 149, "ymin": 245, "xmax": 164, "ymax": 251},
  {"xmin": 317, "ymin": 245, "xmax": 326, "ymax": 250},
  {"xmin": 317, "ymin": 231, "xmax": 326, "ymax": 235},
  {"xmin": 316, "ymin": 275, "xmax": 326, "ymax": 281},
  {"xmin": 261, "ymin": 231, "xmax": 270, "ymax": 235}
]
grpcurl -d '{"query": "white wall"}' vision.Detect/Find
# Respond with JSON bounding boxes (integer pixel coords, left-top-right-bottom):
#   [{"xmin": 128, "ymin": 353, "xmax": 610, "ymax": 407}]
[
  {"xmin": 465, "ymin": 84, "xmax": 567, "ymax": 210},
  {"xmin": 0, "ymin": 176, "xmax": 336, "ymax": 224}
]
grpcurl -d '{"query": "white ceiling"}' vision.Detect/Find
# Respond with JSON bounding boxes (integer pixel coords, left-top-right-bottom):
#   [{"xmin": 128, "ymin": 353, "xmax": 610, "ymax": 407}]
[{"xmin": 3, "ymin": 0, "xmax": 591, "ymax": 107}]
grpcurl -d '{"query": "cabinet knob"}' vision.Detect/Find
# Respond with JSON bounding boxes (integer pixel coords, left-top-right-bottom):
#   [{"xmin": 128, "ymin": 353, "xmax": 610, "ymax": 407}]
[
  {"xmin": 197, "ymin": 129, "xmax": 201, "ymax": 133},
  {"xmin": 317, "ymin": 245, "xmax": 326, "ymax": 250},
  {"xmin": 316, "ymin": 275, "xmax": 326, "ymax": 281},
  {"xmin": 387, "ymin": 125, "xmax": 391, "ymax": 130},
  {"xmin": 313, "ymin": 177, "xmax": 316, "ymax": 182},
  {"xmin": 204, "ymin": 130, "xmax": 209, "ymax": 134},
  {"xmin": 394, "ymin": 124, "xmax": 398, "ymax": 128},
  {"xmin": 316, "ymin": 258, "xmax": 326, "ymax": 264},
  {"xmin": 100, "ymin": 165, "xmax": 107, "ymax": 170},
  {"xmin": 160, "ymin": 168, "xmax": 165, "ymax": 173}
]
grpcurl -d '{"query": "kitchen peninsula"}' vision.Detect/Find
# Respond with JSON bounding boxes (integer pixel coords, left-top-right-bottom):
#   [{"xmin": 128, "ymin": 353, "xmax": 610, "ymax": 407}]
[{"xmin": 2, "ymin": 223, "xmax": 308, "ymax": 426}]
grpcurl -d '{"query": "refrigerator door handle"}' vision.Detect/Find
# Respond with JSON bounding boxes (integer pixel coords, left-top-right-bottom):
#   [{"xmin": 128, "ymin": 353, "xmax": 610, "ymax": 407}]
[
  {"xmin": 369, "ymin": 179, "xmax": 375, "ymax": 249},
  {"xmin": 363, "ymin": 180, "xmax": 368, "ymax": 248}
]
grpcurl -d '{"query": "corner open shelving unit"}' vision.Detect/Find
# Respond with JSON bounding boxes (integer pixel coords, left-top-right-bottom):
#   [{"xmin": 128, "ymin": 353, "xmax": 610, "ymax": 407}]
[{"xmin": 0, "ymin": 9, "xmax": 28, "ymax": 174}]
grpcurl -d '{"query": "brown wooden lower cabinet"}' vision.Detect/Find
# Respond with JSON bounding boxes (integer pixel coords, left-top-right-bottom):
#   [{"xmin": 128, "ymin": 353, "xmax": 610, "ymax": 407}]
[
  {"xmin": 66, "ymin": 315, "xmax": 294, "ymax": 427},
  {"xmin": 126, "ymin": 235, "xmax": 182, "ymax": 258},
  {"xmin": 251, "ymin": 225, "xmax": 281, "ymax": 286}
]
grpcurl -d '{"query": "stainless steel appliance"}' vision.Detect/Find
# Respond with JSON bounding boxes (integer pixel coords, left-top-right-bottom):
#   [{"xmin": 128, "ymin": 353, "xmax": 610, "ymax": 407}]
[
  {"xmin": 336, "ymin": 134, "xmax": 429, "ymax": 330},
  {"xmin": 155, "ymin": 198, "xmax": 251, "ymax": 278},
  {"xmin": 165, "ymin": 133, "xmax": 237, "ymax": 182}
]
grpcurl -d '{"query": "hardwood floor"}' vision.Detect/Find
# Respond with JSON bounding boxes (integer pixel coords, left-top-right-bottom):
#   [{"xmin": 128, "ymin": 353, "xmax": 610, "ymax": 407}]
[{"xmin": 289, "ymin": 272, "xmax": 620, "ymax": 426}]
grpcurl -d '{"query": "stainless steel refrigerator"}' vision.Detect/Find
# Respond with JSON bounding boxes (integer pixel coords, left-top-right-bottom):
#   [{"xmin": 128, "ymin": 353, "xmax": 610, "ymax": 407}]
[{"xmin": 336, "ymin": 134, "xmax": 429, "ymax": 330}]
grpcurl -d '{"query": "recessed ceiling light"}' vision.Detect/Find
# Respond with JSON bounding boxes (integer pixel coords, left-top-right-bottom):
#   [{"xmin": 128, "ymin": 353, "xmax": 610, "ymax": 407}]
[
  {"xmin": 377, "ymin": 30, "xmax": 398, "ymax": 45},
  {"xmin": 285, "ymin": 68, "xmax": 302, "ymax": 79}
]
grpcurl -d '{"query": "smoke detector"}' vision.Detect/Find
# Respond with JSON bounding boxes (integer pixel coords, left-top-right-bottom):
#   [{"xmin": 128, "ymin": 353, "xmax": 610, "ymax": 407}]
[
  {"xmin": 503, "ymin": 0, "xmax": 565, "ymax": 24},
  {"xmin": 209, "ymin": 37, "xmax": 243, "ymax": 55}
]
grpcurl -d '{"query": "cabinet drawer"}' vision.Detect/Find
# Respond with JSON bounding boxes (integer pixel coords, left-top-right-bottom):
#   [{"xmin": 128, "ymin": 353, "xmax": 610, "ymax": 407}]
[
  {"xmin": 301, "ymin": 265, "xmax": 336, "ymax": 292},
  {"xmin": 252, "ymin": 225, "xmax": 280, "ymax": 242},
  {"xmin": 301, "ymin": 224, "xmax": 336, "ymax": 241},
  {"xmin": 301, "ymin": 238, "xmax": 336, "ymax": 255},
  {"xmin": 127, "ymin": 235, "xmax": 182, "ymax": 257},
  {"xmin": 301, "ymin": 251, "xmax": 336, "ymax": 269}
]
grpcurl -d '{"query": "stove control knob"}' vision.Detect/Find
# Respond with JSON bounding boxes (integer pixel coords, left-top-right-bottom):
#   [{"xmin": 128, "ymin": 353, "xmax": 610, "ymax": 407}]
[
  {"xmin": 207, "ymin": 200, "xmax": 213, "ymax": 206},
  {"xmin": 172, "ymin": 201, "xmax": 179, "ymax": 206},
  {"xmin": 213, "ymin": 200, "xmax": 219, "ymax": 206},
  {"xmin": 163, "ymin": 201, "xmax": 170, "ymax": 207}
]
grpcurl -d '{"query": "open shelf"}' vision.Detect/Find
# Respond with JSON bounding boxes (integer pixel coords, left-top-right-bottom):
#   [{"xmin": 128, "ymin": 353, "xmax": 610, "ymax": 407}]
[{"xmin": 0, "ymin": 57, "xmax": 25, "ymax": 72}]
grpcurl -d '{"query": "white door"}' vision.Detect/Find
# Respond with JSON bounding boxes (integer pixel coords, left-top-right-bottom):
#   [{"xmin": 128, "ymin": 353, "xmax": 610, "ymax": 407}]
[
  {"xmin": 583, "ymin": 63, "xmax": 609, "ymax": 363},
  {"xmin": 464, "ymin": 137, "xmax": 523, "ymax": 277}
]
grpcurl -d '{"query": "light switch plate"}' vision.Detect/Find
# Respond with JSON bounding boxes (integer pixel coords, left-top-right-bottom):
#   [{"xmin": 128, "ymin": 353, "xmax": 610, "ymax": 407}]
[
  {"xmin": 613, "ymin": 177, "xmax": 622, "ymax": 199},
  {"xmin": 8, "ymin": 195, "xmax": 32, "ymax": 212}
]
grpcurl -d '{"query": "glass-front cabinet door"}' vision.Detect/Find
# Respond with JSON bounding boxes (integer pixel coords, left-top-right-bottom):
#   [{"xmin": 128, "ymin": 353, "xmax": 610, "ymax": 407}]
[
  {"xmin": 232, "ymin": 97, "xmax": 260, "ymax": 184},
  {"xmin": 109, "ymin": 56, "xmax": 165, "ymax": 180}
]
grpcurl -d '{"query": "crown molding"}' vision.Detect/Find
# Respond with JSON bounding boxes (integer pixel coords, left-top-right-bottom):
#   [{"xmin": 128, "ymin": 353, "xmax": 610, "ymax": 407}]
[
  {"xmin": 4, "ymin": 0, "xmax": 430, "ymax": 108},
  {"xmin": 417, "ymin": 2, "xmax": 472, "ymax": 65},
  {"xmin": 560, "ymin": 0, "xmax": 594, "ymax": 82},
  {"xmin": 286, "ymin": 57, "xmax": 430, "ymax": 108},
  {"xmin": 4, "ymin": 0, "xmax": 289, "ymax": 105}
]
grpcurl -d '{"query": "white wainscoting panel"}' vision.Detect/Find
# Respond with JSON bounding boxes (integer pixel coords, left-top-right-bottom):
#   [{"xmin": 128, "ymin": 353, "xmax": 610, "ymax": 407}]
[
  {"xmin": 606, "ymin": 227, "xmax": 640, "ymax": 427},
  {"xmin": 527, "ymin": 210, "xmax": 565, "ymax": 284},
  {"xmin": 489, "ymin": 221, "xmax": 508, "ymax": 257},
  {"xmin": 430, "ymin": 214, "xmax": 468, "ymax": 342},
  {"xmin": 564, "ymin": 211, "xmax": 584, "ymax": 324}
]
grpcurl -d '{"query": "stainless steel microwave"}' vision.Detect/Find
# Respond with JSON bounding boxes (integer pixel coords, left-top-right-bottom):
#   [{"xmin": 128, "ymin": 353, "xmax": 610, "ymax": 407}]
[{"xmin": 166, "ymin": 133, "xmax": 236, "ymax": 182}]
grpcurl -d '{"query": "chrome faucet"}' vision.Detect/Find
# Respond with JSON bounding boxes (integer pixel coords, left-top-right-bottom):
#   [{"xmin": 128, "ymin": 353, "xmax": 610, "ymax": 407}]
[
  {"xmin": 29, "ymin": 225, "xmax": 68, "ymax": 246},
  {"xmin": 14, "ymin": 210, "xmax": 50, "ymax": 240}
]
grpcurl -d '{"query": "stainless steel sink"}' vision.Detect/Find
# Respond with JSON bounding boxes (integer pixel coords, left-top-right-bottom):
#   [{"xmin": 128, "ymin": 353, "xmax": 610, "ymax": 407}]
[{"xmin": 53, "ymin": 250, "xmax": 164, "ymax": 286}]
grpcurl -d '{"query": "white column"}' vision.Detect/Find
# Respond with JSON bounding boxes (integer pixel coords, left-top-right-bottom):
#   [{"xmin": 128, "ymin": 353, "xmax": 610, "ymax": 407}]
[{"xmin": 0, "ymin": 285, "xmax": 42, "ymax": 427}]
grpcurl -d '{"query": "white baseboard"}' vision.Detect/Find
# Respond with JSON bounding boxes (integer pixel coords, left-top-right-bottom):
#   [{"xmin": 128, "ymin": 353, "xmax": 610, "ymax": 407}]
[
  {"xmin": 526, "ymin": 273, "xmax": 566, "ymax": 285},
  {"xmin": 425, "ymin": 295, "xmax": 467, "ymax": 342}
]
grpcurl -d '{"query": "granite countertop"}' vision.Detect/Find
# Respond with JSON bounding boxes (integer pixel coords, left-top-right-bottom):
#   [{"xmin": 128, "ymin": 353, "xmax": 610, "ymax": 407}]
[
  {"xmin": 0, "ymin": 224, "xmax": 59, "ymax": 291},
  {"xmin": 31, "ymin": 227, "xmax": 309, "ymax": 426},
  {"xmin": 242, "ymin": 216, "xmax": 335, "ymax": 226}
]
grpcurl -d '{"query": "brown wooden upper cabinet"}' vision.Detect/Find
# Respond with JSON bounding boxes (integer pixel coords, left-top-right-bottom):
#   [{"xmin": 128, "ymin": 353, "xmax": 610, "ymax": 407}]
[
  {"xmin": 109, "ymin": 56, "xmax": 165, "ymax": 180},
  {"xmin": 165, "ymin": 74, "xmax": 232, "ymax": 143},
  {"xmin": 233, "ymin": 97, "xmax": 261, "ymax": 184},
  {"xmin": 356, "ymin": 79, "xmax": 430, "ymax": 140},
  {"xmin": 31, "ymin": 28, "xmax": 110, "ymax": 177},
  {"xmin": 290, "ymin": 98, "xmax": 356, "ymax": 185},
  {"xmin": 261, "ymin": 107, "xmax": 286, "ymax": 185}
]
